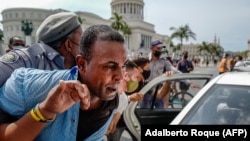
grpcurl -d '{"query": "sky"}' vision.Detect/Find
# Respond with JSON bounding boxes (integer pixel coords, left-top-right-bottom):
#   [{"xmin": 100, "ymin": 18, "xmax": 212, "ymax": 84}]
[{"xmin": 0, "ymin": 0, "xmax": 250, "ymax": 52}]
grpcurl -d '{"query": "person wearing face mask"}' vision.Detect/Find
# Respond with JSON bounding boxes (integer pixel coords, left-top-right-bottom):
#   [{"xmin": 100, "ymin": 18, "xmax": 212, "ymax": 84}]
[
  {"xmin": 106, "ymin": 60, "xmax": 143, "ymax": 141},
  {"xmin": 6, "ymin": 36, "xmax": 26, "ymax": 52},
  {"xmin": 140, "ymin": 39, "xmax": 181, "ymax": 109},
  {"xmin": 132, "ymin": 57, "xmax": 151, "ymax": 91}
]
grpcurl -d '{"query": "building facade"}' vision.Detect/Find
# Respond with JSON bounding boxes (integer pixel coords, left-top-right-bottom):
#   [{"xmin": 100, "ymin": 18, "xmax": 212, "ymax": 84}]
[
  {"xmin": 1, "ymin": 0, "xmax": 228, "ymax": 58},
  {"xmin": 0, "ymin": 0, "xmax": 170, "ymax": 57}
]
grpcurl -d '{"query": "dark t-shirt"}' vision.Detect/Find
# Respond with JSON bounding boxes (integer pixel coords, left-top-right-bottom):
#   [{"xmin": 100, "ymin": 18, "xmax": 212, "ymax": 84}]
[
  {"xmin": 76, "ymin": 94, "xmax": 119, "ymax": 141},
  {"xmin": 177, "ymin": 59, "xmax": 193, "ymax": 73}
]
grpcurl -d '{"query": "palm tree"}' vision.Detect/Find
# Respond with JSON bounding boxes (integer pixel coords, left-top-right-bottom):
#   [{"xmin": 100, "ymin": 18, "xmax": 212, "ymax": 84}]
[
  {"xmin": 197, "ymin": 41, "xmax": 211, "ymax": 64},
  {"xmin": 170, "ymin": 24, "xmax": 196, "ymax": 52},
  {"xmin": 209, "ymin": 43, "xmax": 222, "ymax": 57},
  {"xmin": 122, "ymin": 23, "xmax": 132, "ymax": 49},
  {"xmin": 111, "ymin": 12, "xmax": 126, "ymax": 32},
  {"xmin": 197, "ymin": 41, "xmax": 210, "ymax": 54},
  {"xmin": 198, "ymin": 41, "xmax": 223, "ymax": 64},
  {"xmin": 111, "ymin": 13, "xmax": 132, "ymax": 49}
]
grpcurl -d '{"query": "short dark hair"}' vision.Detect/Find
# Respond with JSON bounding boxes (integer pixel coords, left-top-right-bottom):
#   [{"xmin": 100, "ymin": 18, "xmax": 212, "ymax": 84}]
[
  {"xmin": 9, "ymin": 36, "xmax": 22, "ymax": 45},
  {"xmin": 79, "ymin": 25, "xmax": 124, "ymax": 62},
  {"xmin": 124, "ymin": 60, "xmax": 138, "ymax": 71},
  {"xmin": 237, "ymin": 55, "xmax": 243, "ymax": 61},
  {"xmin": 132, "ymin": 57, "xmax": 149, "ymax": 68}
]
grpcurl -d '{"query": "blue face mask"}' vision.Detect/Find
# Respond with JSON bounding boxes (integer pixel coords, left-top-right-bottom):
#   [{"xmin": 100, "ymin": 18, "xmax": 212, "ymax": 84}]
[{"xmin": 13, "ymin": 46, "xmax": 25, "ymax": 49}]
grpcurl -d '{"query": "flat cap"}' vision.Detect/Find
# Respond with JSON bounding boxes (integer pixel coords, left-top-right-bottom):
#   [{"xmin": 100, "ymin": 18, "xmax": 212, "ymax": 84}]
[
  {"xmin": 36, "ymin": 12, "xmax": 81, "ymax": 44},
  {"xmin": 151, "ymin": 39, "xmax": 165, "ymax": 48}
]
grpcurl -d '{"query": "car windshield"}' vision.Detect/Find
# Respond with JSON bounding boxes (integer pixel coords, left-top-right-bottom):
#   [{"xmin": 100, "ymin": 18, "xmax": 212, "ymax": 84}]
[{"xmin": 180, "ymin": 84, "xmax": 250, "ymax": 124}]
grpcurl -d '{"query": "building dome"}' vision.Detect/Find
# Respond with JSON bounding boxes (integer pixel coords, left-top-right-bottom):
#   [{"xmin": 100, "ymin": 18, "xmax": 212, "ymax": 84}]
[{"xmin": 111, "ymin": 0, "xmax": 144, "ymax": 21}]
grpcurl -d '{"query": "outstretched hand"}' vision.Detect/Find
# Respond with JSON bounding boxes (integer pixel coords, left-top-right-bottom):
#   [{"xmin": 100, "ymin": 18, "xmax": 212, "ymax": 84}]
[
  {"xmin": 39, "ymin": 80, "xmax": 90, "ymax": 117},
  {"xmin": 190, "ymin": 83, "xmax": 201, "ymax": 89}
]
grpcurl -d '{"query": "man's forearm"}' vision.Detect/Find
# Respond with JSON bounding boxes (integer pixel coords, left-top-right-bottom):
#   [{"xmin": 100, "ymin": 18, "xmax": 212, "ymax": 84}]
[
  {"xmin": 0, "ymin": 110, "xmax": 47, "ymax": 141},
  {"xmin": 157, "ymin": 82, "xmax": 171, "ymax": 99}
]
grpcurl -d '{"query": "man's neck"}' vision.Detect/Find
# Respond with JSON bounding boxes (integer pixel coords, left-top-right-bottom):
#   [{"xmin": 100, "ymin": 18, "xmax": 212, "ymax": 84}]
[{"xmin": 151, "ymin": 55, "xmax": 159, "ymax": 61}]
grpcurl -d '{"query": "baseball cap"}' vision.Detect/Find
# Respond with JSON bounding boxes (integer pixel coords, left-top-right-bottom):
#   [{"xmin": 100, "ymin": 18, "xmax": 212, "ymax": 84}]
[
  {"xmin": 36, "ymin": 12, "xmax": 81, "ymax": 44},
  {"xmin": 151, "ymin": 39, "xmax": 165, "ymax": 48}
]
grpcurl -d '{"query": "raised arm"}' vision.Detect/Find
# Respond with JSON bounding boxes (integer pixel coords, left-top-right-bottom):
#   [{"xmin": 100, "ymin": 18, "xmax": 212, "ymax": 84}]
[{"xmin": 0, "ymin": 80, "xmax": 90, "ymax": 141}]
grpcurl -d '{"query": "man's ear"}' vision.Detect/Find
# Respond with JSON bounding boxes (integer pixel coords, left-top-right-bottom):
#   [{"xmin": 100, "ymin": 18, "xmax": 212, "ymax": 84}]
[
  {"xmin": 76, "ymin": 55, "xmax": 86, "ymax": 71},
  {"xmin": 64, "ymin": 39, "xmax": 72, "ymax": 52}
]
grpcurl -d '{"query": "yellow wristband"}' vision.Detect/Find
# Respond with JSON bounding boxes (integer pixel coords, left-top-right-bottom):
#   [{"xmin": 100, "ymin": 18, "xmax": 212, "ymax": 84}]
[
  {"xmin": 34, "ymin": 104, "xmax": 46, "ymax": 121},
  {"xmin": 30, "ymin": 109, "xmax": 44, "ymax": 122},
  {"xmin": 33, "ymin": 103, "xmax": 56, "ymax": 122}
]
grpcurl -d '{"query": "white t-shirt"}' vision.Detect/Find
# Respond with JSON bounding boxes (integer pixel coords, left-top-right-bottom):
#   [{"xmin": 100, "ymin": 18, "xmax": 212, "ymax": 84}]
[
  {"xmin": 234, "ymin": 61, "xmax": 246, "ymax": 67},
  {"xmin": 116, "ymin": 92, "xmax": 129, "ymax": 114}
]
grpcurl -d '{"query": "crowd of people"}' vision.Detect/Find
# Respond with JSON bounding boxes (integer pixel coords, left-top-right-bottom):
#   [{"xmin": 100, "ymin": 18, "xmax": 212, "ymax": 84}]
[
  {"xmin": 218, "ymin": 53, "xmax": 247, "ymax": 74},
  {"xmin": 0, "ymin": 11, "xmax": 200, "ymax": 141}
]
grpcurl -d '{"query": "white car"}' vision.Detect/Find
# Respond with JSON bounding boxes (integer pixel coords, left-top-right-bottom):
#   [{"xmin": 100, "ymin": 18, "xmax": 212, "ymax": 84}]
[
  {"xmin": 171, "ymin": 71, "xmax": 250, "ymax": 125},
  {"xmin": 243, "ymin": 61, "xmax": 250, "ymax": 67}
]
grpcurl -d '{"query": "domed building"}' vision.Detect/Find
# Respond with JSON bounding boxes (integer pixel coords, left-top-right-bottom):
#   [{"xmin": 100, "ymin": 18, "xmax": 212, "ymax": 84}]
[{"xmin": 0, "ymin": 0, "xmax": 169, "ymax": 56}]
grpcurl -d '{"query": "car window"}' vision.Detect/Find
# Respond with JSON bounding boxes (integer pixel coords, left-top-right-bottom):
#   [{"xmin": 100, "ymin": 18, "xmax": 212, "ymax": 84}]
[
  {"xmin": 180, "ymin": 84, "xmax": 250, "ymax": 124},
  {"xmin": 136, "ymin": 78, "xmax": 206, "ymax": 109}
]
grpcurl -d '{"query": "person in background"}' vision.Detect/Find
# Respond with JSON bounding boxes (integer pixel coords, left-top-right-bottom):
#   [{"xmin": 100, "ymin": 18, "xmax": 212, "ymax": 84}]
[
  {"xmin": 160, "ymin": 46, "xmax": 168, "ymax": 60},
  {"xmin": 0, "ymin": 12, "xmax": 82, "ymax": 87},
  {"xmin": 6, "ymin": 36, "xmax": 26, "ymax": 52},
  {"xmin": 234, "ymin": 55, "xmax": 245, "ymax": 67},
  {"xmin": 0, "ymin": 12, "xmax": 83, "ymax": 128},
  {"xmin": 177, "ymin": 51, "xmax": 194, "ymax": 73},
  {"xmin": 176, "ymin": 51, "xmax": 194, "ymax": 98},
  {"xmin": 218, "ymin": 53, "xmax": 229, "ymax": 74},
  {"xmin": 132, "ymin": 57, "xmax": 151, "ymax": 90},
  {"xmin": 229, "ymin": 56, "xmax": 236, "ymax": 71},
  {"xmin": 0, "ymin": 24, "xmax": 127, "ymax": 141},
  {"xmin": 140, "ymin": 39, "xmax": 179, "ymax": 109}
]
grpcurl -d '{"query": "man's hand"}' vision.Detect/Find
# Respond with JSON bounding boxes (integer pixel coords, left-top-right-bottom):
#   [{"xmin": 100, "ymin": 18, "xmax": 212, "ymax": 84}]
[
  {"xmin": 163, "ymin": 71, "xmax": 174, "ymax": 76},
  {"xmin": 190, "ymin": 82, "xmax": 201, "ymax": 89},
  {"xmin": 39, "ymin": 80, "xmax": 90, "ymax": 119}
]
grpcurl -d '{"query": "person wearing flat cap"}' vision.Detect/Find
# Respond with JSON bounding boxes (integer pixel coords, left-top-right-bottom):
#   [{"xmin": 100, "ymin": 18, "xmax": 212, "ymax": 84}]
[
  {"xmin": 140, "ymin": 39, "xmax": 181, "ymax": 109},
  {"xmin": 0, "ymin": 12, "xmax": 82, "ymax": 87},
  {"xmin": 0, "ymin": 12, "xmax": 83, "ymax": 139}
]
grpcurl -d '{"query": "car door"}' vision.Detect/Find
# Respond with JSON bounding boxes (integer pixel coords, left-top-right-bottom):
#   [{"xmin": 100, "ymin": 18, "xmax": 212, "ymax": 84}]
[{"xmin": 123, "ymin": 73, "xmax": 213, "ymax": 140}]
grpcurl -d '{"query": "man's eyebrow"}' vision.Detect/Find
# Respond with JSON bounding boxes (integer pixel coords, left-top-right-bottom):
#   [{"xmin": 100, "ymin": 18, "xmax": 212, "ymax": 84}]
[{"xmin": 106, "ymin": 61, "xmax": 119, "ymax": 66}]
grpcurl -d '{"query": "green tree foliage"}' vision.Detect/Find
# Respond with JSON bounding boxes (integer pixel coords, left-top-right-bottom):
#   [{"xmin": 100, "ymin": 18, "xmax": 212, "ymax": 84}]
[
  {"xmin": 78, "ymin": 16, "xmax": 84, "ymax": 24},
  {"xmin": 122, "ymin": 23, "xmax": 131, "ymax": 36},
  {"xmin": 198, "ymin": 41, "xmax": 222, "ymax": 60},
  {"xmin": 111, "ymin": 12, "xmax": 132, "ymax": 49},
  {"xmin": 0, "ymin": 29, "xmax": 3, "ymax": 41},
  {"xmin": 170, "ymin": 24, "xmax": 196, "ymax": 51},
  {"xmin": 111, "ymin": 12, "xmax": 126, "ymax": 32}
]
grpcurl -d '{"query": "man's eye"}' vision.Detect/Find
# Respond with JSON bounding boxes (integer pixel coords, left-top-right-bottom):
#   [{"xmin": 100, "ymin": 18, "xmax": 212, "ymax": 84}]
[{"xmin": 107, "ymin": 64, "xmax": 117, "ymax": 70}]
